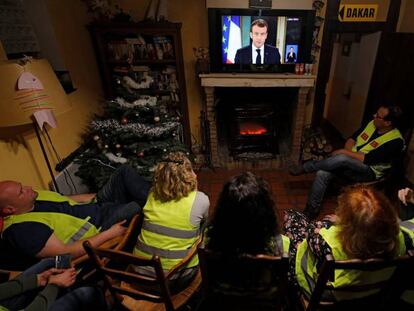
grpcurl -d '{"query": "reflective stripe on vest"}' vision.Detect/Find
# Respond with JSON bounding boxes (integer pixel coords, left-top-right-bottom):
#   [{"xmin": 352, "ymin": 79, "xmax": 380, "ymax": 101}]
[
  {"xmin": 134, "ymin": 191, "xmax": 201, "ymax": 270},
  {"xmin": 67, "ymin": 221, "xmax": 94, "ymax": 243},
  {"xmin": 3, "ymin": 213, "xmax": 99, "ymax": 244},
  {"xmin": 400, "ymin": 219, "xmax": 414, "ymax": 240},
  {"xmin": 352, "ymin": 121, "xmax": 404, "ymax": 179},
  {"xmin": 142, "ymin": 222, "xmax": 200, "ymax": 239},
  {"xmin": 274, "ymin": 234, "xmax": 290, "ymax": 257}
]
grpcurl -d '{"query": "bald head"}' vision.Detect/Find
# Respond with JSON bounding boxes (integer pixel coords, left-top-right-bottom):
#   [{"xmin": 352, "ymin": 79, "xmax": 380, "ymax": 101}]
[{"xmin": 0, "ymin": 181, "xmax": 37, "ymax": 216}]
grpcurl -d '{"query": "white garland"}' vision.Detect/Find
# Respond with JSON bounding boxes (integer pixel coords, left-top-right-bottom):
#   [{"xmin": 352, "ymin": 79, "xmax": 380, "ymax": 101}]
[
  {"xmin": 91, "ymin": 119, "xmax": 180, "ymax": 137},
  {"xmin": 115, "ymin": 96, "xmax": 157, "ymax": 108}
]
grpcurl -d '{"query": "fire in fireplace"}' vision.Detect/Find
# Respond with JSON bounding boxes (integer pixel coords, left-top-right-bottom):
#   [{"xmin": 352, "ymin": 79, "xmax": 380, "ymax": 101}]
[{"xmin": 229, "ymin": 102, "xmax": 277, "ymax": 155}]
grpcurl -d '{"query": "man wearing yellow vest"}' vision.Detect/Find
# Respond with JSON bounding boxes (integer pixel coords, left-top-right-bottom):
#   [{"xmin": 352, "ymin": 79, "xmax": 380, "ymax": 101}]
[
  {"xmin": 289, "ymin": 105, "xmax": 404, "ymax": 219},
  {"xmin": 0, "ymin": 165, "xmax": 150, "ymax": 270}
]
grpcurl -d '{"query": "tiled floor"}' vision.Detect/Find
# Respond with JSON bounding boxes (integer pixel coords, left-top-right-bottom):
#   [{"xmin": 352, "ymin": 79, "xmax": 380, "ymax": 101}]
[{"xmin": 197, "ymin": 168, "xmax": 337, "ymax": 227}]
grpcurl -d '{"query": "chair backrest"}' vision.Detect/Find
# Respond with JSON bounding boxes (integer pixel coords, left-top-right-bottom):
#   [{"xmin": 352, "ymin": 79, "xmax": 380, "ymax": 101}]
[
  {"xmin": 84, "ymin": 240, "xmax": 174, "ymax": 310},
  {"xmin": 305, "ymin": 250, "xmax": 414, "ymax": 311},
  {"xmin": 197, "ymin": 245, "xmax": 289, "ymax": 310}
]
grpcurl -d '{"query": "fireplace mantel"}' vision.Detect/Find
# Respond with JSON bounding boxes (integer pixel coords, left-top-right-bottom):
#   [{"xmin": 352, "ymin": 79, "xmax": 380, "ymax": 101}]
[
  {"xmin": 199, "ymin": 73, "xmax": 316, "ymax": 88},
  {"xmin": 199, "ymin": 73, "xmax": 316, "ymax": 168}
]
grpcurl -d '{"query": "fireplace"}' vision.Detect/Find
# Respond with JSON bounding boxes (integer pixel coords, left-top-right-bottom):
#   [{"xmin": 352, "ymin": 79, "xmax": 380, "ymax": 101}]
[
  {"xmin": 231, "ymin": 103, "xmax": 276, "ymax": 156},
  {"xmin": 216, "ymin": 87, "xmax": 298, "ymax": 160},
  {"xmin": 200, "ymin": 73, "xmax": 315, "ymax": 168}
]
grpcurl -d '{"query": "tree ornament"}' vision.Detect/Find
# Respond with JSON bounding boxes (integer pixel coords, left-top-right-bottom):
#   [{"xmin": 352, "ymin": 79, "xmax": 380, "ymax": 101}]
[
  {"xmin": 104, "ymin": 144, "xmax": 109, "ymax": 149},
  {"xmin": 163, "ymin": 148, "xmax": 167, "ymax": 152},
  {"xmin": 135, "ymin": 113, "xmax": 139, "ymax": 117},
  {"xmin": 115, "ymin": 144, "xmax": 121, "ymax": 149},
  {"xmin": 121, "ymin": 117, "xmax": 128, "ymax": 125},
  {"xmin": 154, "ymin": 116, "xmax": 160, "ymax": 122},
  {"xmin": 93, "ymin": 135, "xmax": 100, "ymax": 141},
  {"xmin": 172, "ymin": 132, "xmax": 176, "ymax": 136},
  {"xmin": 137, "ymin": 151, "xmax": 144, "ymax": 157}
]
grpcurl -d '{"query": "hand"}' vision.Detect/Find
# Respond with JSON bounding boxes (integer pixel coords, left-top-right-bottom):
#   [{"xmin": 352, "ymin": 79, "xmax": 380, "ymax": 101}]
[
  {"xmin": 398, "ymin": 188, "xmax": 414, "ymax": 206},
  {"xmin": 37, "ymin": 268, "xmax": 60, "ymax": 287},
  {"xmin": 106, "ymin": 219, "xmax": 127, "ymax": 238},
  {"xmin": 48, "ymin": 268, "xmax": 76, "ymax": 288},
  {"xmin": 323, "ymin": 214, "xmax": 338, "ymax": 224}
]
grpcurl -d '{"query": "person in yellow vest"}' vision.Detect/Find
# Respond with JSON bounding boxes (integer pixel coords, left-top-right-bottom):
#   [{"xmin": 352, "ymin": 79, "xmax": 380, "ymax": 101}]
[
  {"xmin": 0, "ymin": 165, "xmax": 150, "ymax": 270},
  {"xmin": 207, "ymin": 171, "xmax": 290, "ymax": 256},
  {"xmin": 133, "ymin": 152, "xmax": 209, "ymax": 289},
  {"xmin": 289, "ymin": 105, "xmax": 404, "ymax": 219},
  {"xmin": 284, "ymin": 185, "xmax": 411, "ymax": 302}
]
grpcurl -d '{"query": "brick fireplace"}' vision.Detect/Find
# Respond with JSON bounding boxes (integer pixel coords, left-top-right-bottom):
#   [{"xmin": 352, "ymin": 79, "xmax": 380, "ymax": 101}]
[{"xmin": 200, "ymin": 73, "xmax": 315, "ymax": 169}]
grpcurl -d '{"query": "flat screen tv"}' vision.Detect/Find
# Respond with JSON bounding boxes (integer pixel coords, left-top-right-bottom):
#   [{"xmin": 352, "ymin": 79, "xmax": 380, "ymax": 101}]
[{"xmin": 208, "ymin": 8, "xmax": 315, "ymax": 73}]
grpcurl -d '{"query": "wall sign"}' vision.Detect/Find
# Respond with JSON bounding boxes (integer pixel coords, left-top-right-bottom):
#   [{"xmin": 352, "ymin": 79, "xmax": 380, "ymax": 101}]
[{"xmin": 338, "ymin": 4, "xmax": 378, "ymax": 22}]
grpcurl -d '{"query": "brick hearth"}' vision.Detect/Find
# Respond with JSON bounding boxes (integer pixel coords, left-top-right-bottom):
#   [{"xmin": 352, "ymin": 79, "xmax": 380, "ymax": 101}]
[{"xmin": 200, "ymin": 73, "xmax": 316, "ymax": 168}]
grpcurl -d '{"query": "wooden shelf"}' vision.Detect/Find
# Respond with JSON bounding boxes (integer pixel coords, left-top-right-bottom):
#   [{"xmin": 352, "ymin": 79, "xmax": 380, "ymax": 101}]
[{"xmin": 88, "ymin": 21, "xmax": 190, "ymax": 146}]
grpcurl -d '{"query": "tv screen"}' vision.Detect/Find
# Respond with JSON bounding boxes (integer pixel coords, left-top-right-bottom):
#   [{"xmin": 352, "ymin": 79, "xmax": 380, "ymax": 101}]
[{"xmin": 209, "ymin": 8, "xmax": 315, "ymax": 72}]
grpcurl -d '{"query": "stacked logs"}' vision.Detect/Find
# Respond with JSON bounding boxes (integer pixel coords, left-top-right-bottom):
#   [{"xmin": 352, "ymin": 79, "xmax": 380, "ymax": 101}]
[{"xmin": 301, "ymin": 126, "xmax": 333, "ymax": 161}]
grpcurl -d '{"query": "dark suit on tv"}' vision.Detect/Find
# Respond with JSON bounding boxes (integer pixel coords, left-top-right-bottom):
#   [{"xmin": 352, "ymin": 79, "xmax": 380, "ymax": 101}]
[{"xmin": 234, "ymin": 44, "xmax": 281, "ymax": 65}]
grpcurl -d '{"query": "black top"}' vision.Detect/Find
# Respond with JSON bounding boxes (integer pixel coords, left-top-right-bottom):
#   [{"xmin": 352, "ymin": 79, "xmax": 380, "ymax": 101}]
[{"xmin": 351, "ymin": 125, "xmax": 404, "ymax": 166}]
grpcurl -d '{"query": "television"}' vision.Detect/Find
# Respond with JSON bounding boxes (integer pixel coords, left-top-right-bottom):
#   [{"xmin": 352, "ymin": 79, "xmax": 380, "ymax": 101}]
[{"xmin": 208, "ymin": 8, "xmax": 315, "ymax": 73}]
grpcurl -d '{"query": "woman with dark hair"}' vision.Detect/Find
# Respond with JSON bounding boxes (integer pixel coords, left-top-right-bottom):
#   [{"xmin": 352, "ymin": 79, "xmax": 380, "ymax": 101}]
[
  {"xmin": 133, "ymin": 152, "xmax": 209, "ymax": 287},
  {"xmin": 207, "ymin": 171, "xmax": 289, "ymax": 256},
  {"xmin": 284, "ymin": 185, "xmax": 411, "ymax": 301}
]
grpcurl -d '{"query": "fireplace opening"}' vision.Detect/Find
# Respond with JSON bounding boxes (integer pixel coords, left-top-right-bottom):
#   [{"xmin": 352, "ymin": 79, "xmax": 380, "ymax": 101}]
[{"xmin": 216, "ymin": 87, "xmax": 297, "ymax": 160}]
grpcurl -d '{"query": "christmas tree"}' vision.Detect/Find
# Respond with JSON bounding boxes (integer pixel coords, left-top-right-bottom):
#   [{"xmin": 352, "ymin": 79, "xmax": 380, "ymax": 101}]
[{"xmin": 75, "ymin": 66, "xmax": 189, "ymax": 192}]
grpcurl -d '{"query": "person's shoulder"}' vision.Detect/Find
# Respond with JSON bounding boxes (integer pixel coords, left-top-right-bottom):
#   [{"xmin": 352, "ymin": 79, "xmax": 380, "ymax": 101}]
[
  {"xmin": 196, "ymin": 191, "xmax": 209, "ymax": 200},
  {"xmin": 237, "ymin": 45, "xmax": 251, "ymax": 52},
  {"xmin": 264, "ymin": 44, "xmax": 279, "ymax": 51}
]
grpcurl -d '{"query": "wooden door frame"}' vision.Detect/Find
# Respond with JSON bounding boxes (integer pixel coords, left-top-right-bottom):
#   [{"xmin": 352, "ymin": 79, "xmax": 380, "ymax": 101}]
[{"xmin": 312, "ymin": 0, "xmax": 401, "ymax": 126}]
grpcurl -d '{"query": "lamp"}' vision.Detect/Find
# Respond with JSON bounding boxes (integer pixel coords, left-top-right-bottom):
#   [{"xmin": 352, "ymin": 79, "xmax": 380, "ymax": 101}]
[{"xmin": 0, "ymin": 58, "xmax": 72, "ymax": 191}]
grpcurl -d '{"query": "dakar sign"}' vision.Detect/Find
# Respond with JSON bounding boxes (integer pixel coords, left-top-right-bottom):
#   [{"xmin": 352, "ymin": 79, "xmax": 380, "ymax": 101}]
[{"xmin": 338, "ymin": 4, "xmax": 378, "ymax": 22}]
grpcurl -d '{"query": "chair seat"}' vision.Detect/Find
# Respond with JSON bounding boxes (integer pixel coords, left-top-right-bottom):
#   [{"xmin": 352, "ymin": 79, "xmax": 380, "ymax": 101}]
[{"xmin": 120, "ymin": 270, "xmax": 202, "ymax": 311}]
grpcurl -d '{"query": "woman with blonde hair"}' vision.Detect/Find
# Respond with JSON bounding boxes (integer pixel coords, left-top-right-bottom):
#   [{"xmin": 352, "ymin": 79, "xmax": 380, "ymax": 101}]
[
  {"xmin": 284, "ymin": 185, "xmax": 411, "ymax": 301},
  {"xmin": 133, "ymin": 152, "xmax": 209, "ymax": 287}
]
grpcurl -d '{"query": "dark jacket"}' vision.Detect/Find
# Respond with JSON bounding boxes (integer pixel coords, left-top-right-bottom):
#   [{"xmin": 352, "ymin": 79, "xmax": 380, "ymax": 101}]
[{"xmin": 234, "ymin": 44, "xmax": 281, "ymax": 65}]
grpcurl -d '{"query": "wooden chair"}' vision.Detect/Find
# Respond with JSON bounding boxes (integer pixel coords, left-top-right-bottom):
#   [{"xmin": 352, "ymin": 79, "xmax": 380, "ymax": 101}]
[
  {"xmin": 83, "ymin": 237, "xmax": 202, "ymax": 311},
  {"xmin": 73, "ymin": 213, "xmax": 140, "ymax": 266},
  {"xmin": 197, "ymin": 246, "xmax": 290, "ymax": 311},
  {"xmin": 301, "ymin": 250, "xmax": 414, "ymax": 311}
]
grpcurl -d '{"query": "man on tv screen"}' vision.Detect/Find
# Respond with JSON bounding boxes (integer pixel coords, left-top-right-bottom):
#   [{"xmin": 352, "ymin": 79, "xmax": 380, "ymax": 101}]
[{"xmin": 234, "ymin": 19, "xmax": 281, "ymax": 65}]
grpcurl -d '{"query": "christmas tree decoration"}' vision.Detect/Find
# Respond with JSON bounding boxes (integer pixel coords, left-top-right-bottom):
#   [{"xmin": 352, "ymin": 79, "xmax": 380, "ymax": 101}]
[{"xmin": 75, "ymin": 94, "xmax": 189, "ymax": 189}]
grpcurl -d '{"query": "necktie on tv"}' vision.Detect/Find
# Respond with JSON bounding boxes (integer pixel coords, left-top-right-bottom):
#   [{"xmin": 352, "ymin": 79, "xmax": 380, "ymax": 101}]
[{"xmin": 256, "ymin": 49, "xmax": 261, "ymax": 65}]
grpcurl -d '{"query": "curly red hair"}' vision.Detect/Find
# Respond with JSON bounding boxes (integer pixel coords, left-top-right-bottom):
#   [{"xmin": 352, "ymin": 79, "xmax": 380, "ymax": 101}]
[{"xmin": 336, "ymin": 185, "xmax": 400, "ymax": 259}]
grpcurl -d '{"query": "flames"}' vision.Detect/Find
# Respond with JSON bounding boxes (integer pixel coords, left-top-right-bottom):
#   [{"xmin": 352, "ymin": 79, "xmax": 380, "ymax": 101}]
[{"xmin": 239, "ymin": 122, "xmax": 267, "ymax": 135}]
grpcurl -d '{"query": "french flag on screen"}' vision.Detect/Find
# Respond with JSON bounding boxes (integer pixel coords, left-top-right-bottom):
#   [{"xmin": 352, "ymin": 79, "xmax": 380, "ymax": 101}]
[{"xmin": 222, "ymin": 16, "xmax": 241, "ymax": 64}]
